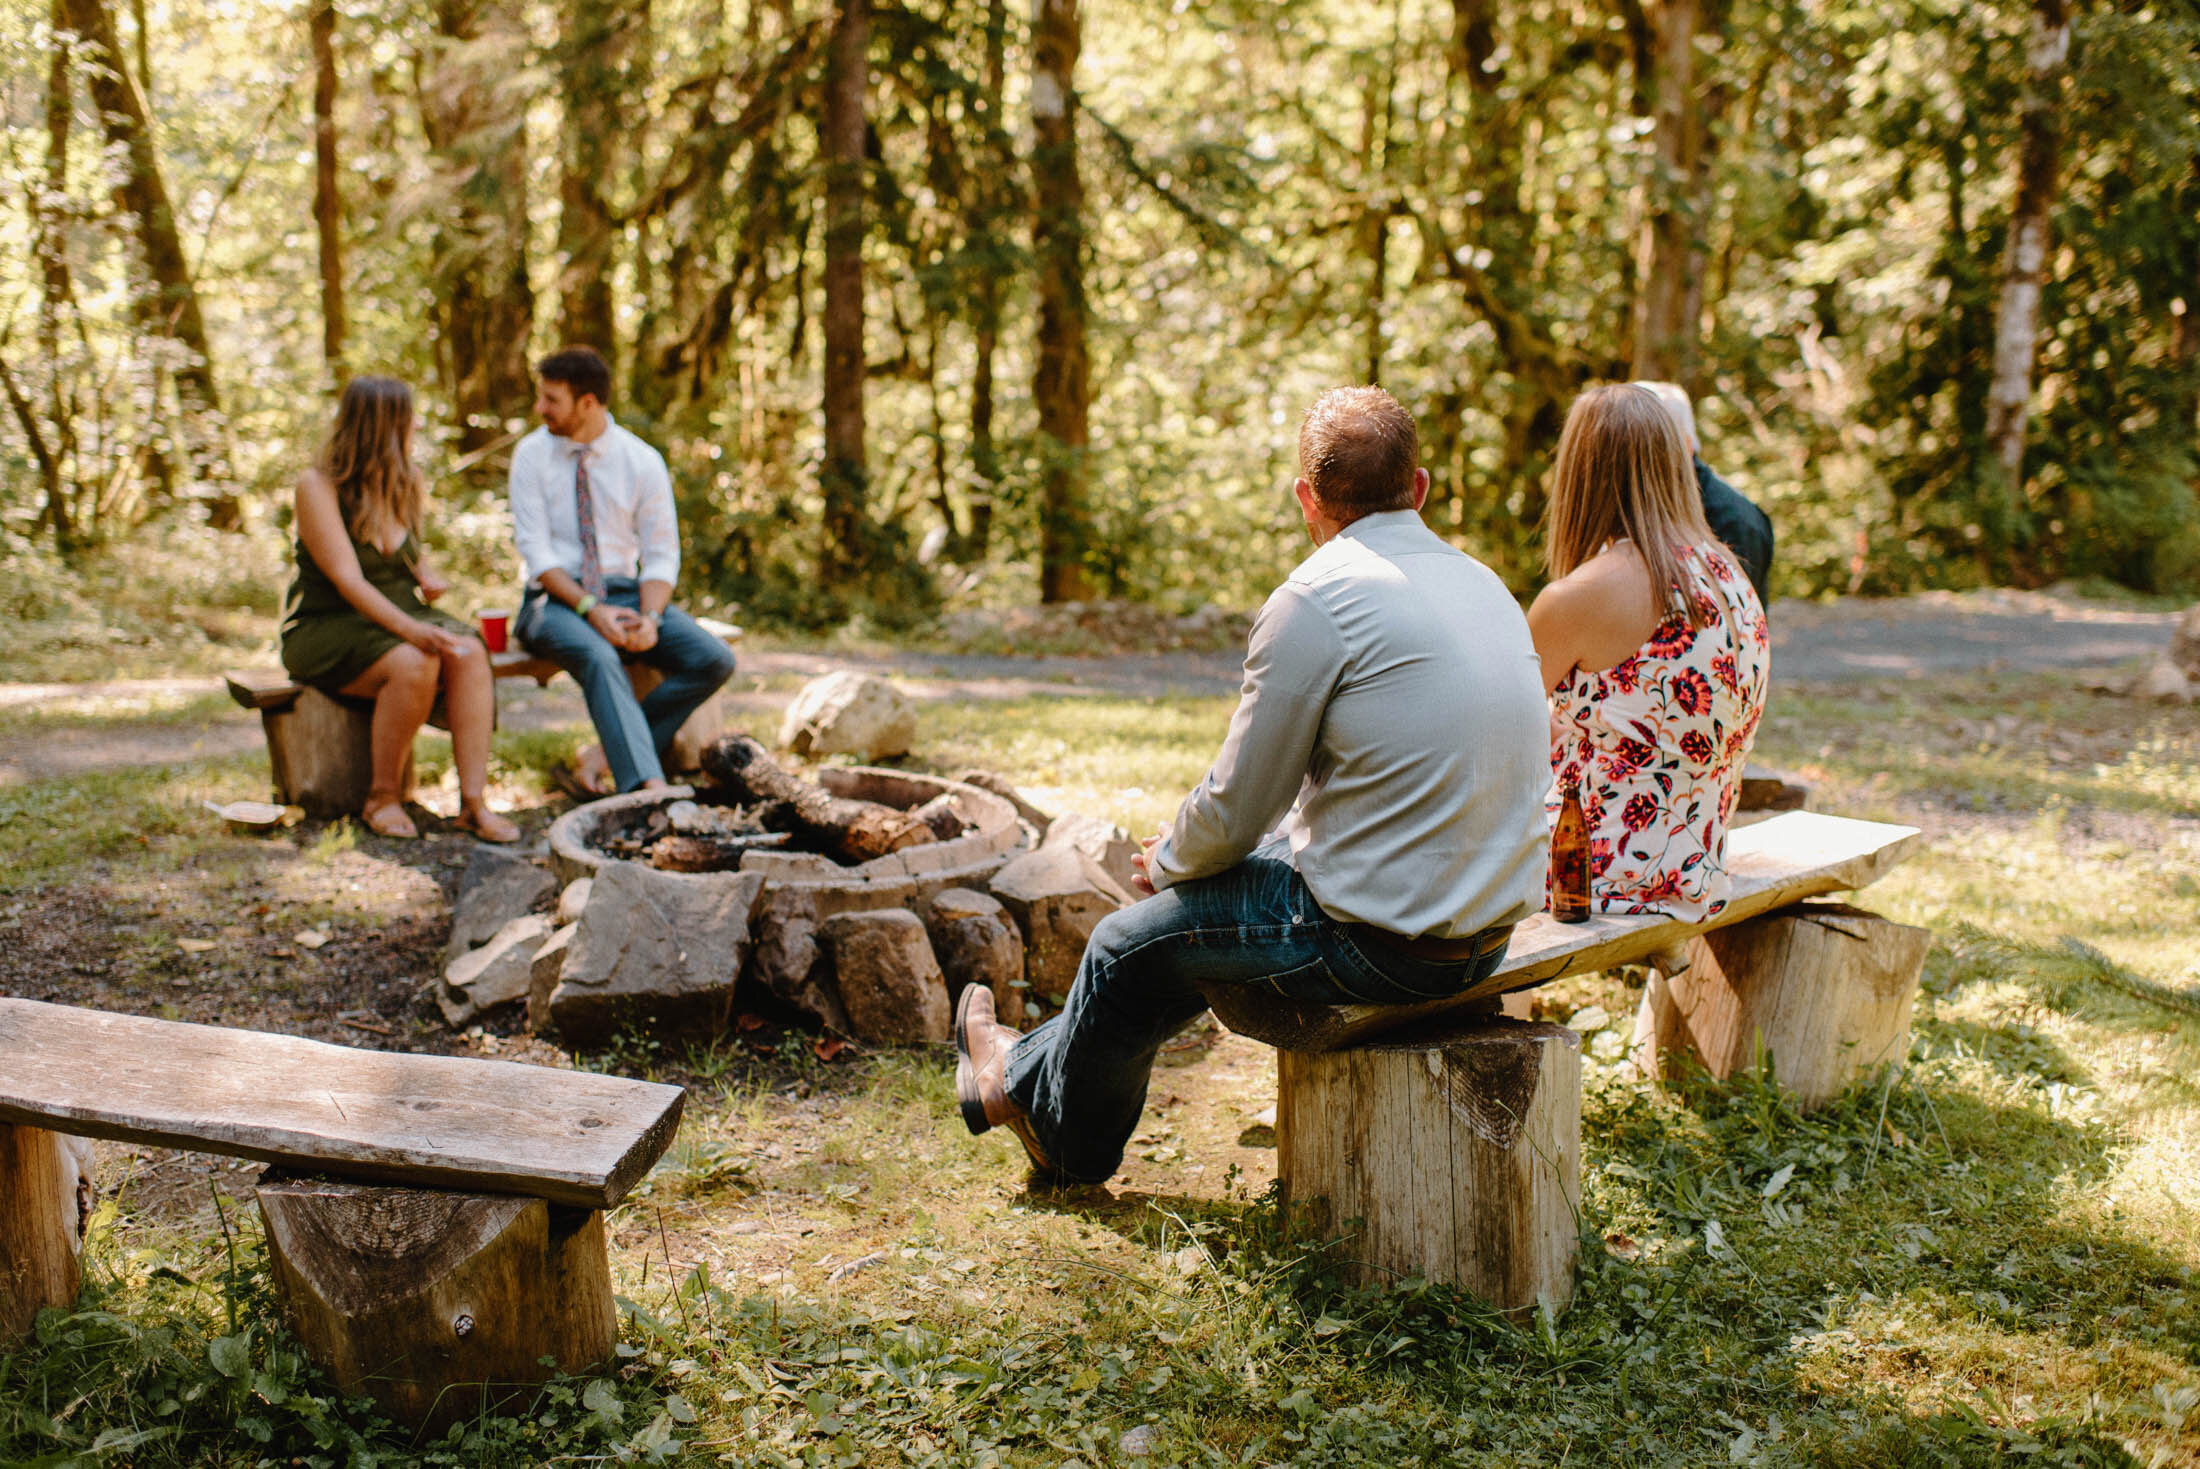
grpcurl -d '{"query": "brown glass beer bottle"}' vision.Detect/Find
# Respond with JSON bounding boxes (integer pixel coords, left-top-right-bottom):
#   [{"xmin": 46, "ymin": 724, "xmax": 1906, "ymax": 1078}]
[{"xmin": 1550, "ymin": 782, "xmax": 1592, "ymax": 924}]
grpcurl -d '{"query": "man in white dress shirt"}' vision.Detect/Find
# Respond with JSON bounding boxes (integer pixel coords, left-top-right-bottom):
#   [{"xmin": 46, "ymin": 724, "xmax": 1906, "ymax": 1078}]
[
  {"xmin": 509, "ymin": 347, "xmax": 734, "ymax": 794},
  {"xmin": 953, "ymin": 386, "xmax": 1552, "ymax": 1182}
]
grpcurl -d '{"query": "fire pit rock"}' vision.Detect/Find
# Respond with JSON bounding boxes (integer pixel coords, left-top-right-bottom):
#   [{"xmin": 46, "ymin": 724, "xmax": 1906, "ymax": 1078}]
[{"xmin": 538, "ymin": 860, "xmax": 766, "ymax": 1046}]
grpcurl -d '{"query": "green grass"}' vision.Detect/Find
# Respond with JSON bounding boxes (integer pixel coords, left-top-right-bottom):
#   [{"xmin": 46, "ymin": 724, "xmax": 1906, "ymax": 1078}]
[{"xmin": 3, "ymin": 671, "xmax": 2197, "ymax": 1466}]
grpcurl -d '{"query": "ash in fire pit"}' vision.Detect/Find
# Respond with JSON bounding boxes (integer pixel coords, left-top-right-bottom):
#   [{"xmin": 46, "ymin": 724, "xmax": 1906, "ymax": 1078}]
[{"xmin": 596, "ymin": 798, "xmax": 790, "ymax": 872}]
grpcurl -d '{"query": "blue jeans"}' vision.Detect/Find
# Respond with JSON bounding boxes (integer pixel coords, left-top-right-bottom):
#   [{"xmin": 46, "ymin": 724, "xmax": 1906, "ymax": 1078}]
[
  {"xmin": 1003, "ymin": 851, "xmax": 1512, "ymax": 1183},
  {"xmin": 517, "ymin": 578, "xmax": 736, "ymax": 791}
]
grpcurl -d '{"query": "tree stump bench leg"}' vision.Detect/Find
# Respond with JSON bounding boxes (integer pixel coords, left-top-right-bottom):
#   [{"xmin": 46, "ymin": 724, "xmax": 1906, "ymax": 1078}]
[
  {"xmin": 1276, "ymin": 1019, "xmax": 1582, "ymax": 1317},
  {"xmin": 262, "ymin": 688, "xmax": 411, "ymax": 816},
  {"xmin": 1631, "ymin": 901, "xmax": 1931, "ymax": 1109},
  {"xmin": 1, "ymin": 1124, "xmax": 83, "ymax": 1345},
  {"xmin": 256, "ymin": 1176, "xmax": 616, "ymax": 1434}
]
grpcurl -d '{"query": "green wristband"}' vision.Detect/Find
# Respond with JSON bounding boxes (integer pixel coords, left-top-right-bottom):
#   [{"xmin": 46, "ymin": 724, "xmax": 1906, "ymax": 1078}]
[{"xmin": 574, "ymin": 593, "xmax": 598, "ymax": 616}]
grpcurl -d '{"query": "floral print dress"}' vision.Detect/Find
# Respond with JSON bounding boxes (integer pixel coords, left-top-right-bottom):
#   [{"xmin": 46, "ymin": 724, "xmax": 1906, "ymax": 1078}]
[{"xmin": 1545, "ymin": 541, "xmax": 1771, "ymax": 920}]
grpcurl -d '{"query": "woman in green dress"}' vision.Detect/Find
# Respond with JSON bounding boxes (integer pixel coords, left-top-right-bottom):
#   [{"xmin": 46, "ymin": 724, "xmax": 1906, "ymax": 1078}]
[{"xmin": 280, "ymin": 376, "xmax": 519, "ymax": 842}]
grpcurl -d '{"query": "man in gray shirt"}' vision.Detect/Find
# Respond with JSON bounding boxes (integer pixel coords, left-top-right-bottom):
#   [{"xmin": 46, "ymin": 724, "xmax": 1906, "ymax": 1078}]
[{"xmin": 955, "ymin": 387, "xmax": 1551, "ymax": 1183}]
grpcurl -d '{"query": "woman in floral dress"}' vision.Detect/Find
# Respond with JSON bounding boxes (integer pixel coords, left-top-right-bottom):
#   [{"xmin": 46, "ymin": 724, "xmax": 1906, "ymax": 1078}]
[{"xmin": 1526, "ymin": 384, "xmax": 1771, "ymax": 920}]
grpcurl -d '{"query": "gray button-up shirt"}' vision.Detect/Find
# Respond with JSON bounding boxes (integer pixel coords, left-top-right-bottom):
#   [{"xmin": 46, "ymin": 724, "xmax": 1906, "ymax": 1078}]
[{"xmin": 1149, "ymin": 510, "xmax": 1549, "ymax": 940}]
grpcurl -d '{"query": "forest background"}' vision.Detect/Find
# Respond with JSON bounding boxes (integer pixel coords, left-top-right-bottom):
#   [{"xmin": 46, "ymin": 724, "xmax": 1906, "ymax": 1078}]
[{"xmin": 2, "ymin": 0, "xmax": 2197, "ymax": 641}]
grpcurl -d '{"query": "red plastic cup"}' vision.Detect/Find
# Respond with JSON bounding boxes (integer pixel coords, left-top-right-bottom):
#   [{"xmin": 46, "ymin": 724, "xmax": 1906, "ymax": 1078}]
[{"xmin": 478, "ymin": 610, "xmax": 510, "ymax": 653}]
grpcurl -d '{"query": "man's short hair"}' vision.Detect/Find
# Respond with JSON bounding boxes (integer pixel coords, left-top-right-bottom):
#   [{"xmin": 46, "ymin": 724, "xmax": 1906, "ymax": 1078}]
[
  {"xmin": 1631, "ymin": 380, "xmax": 1698, "ymax": 454},
  {"xmin": 1297, "ymin": 386, "xmax": 1419, "ymax": 517},
  {"xmin": 538, "ymin": 346, "xmax": 612, "ymax": 407}
]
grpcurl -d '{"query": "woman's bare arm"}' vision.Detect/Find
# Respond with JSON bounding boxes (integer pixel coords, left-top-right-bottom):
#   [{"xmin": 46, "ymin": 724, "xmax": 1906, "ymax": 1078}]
[
  {"xmin": 294, "ymin": 471, "xmax": 466, "ymax": 655},
  {"xmin": 1527, "ymin": 546, "xmax": 1662, "ymax": 693}
]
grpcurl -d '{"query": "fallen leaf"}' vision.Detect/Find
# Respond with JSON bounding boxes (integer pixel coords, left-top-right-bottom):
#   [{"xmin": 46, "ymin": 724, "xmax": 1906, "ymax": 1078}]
[
  {"xmin": 294, "ymin": 929, "xmax": 330, "ymax": 950},
  {"xmin": 735, "ymin": 1012, "xmax": 771, "ymax": 1032},
  {"xmin": 812, "ymin": 1037, "xmax": 849, "ymax": 1063},
  {"xmin": 177, "ymin": 938, "xmax": 215, "ymax": 954},
  {"xmin": 1604, "ymin": 1232, "xmax": 1642, "ymax": 1262}
]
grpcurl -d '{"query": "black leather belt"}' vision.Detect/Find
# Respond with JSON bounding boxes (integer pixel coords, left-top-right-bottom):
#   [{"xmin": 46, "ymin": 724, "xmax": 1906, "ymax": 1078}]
[{"xmin": 1341, "ymin": 921, "xmax": 1514, "ymax": 966}]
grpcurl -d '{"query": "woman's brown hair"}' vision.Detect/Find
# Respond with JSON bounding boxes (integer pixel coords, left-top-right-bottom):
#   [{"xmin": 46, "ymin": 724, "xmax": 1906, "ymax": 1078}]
[
  {"xmin": 1543, "ymin": 383, "xmax": 1716, "ymax": 627},
  {"xmin": 317, "ymin": 376, "xmax": 425, "ymax": 546}
]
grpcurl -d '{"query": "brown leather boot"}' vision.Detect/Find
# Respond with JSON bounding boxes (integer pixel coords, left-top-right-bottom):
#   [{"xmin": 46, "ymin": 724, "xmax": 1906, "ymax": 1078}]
[{"xmin": 954, "ymin": 985, "xmax": 1059, "ymax": 1175}]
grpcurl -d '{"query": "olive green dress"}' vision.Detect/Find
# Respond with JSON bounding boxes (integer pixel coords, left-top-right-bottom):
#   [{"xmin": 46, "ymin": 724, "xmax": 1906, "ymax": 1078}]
[{"xmin": 279, "ymin": 530, "xmax": 474, "ymax": 693}]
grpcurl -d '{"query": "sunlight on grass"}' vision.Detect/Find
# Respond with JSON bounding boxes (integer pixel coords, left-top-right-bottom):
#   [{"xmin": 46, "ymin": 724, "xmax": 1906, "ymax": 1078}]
[{"xmin": 4, "ymin": 671, "xmax": 2197, "ymax": 1465}]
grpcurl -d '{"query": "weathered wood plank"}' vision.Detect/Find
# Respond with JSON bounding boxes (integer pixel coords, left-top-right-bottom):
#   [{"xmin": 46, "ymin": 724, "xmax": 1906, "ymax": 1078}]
[
  {"xmin": 0, "ymin": 1000, "xmax": 682, "ymax": 1208},
  {"xmin": 1205, "ymin": 811, "xmax": 1923, "ymax": 1052},
  {"xmin": 223, "ymin": 668, "xmax": 302, "ymax": 711},
  {"xmin": 490, "ymin": 650, "xmax": 565, "ymax": 686}
]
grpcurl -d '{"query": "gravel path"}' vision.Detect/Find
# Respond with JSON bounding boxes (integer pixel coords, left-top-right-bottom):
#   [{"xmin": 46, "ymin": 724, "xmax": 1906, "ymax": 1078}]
[{"xmin": 0, "ymin": 591, "xmax": 2177, "ymax": 787}]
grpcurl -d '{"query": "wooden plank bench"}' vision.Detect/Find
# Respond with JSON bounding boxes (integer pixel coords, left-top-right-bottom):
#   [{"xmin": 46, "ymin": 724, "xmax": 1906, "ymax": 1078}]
[
  {"xmin": 1200, "ymin": 810, "xmax": 1926, "ymax": 1318},
  {"xmin": 0, "ymin": 999, "xmax": 683, "ymax": 1431},
  {"xmin": 223, "ymin": 621, "xmax": 740, "ymax": 814}
]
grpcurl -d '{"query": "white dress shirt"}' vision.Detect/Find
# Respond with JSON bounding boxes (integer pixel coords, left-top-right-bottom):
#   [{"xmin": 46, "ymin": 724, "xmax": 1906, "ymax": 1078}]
[
  {"xmin": 508, "ymin": 417, "xmax": 681, "ymax": 589},
  {"xmin": 1149, "ymin": 510, "xmax": 1551, "ymax": 940}
]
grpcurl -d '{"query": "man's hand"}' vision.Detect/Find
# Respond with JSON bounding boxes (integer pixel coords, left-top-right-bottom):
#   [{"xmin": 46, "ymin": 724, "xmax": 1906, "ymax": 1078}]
[
  {"xmin": 586, "ymin": 602, "xmax": 645, "ymax": 650},
  {"xmin": 623, "ymin": 611, "xmax": 660, "ymax": 653},
  {"xmin": 1130, "ymin": 825, "xmax": 1169, "ymax": 896}
]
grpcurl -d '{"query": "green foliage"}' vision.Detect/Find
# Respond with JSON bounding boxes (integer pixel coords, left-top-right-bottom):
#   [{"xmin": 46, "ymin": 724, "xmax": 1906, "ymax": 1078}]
[
  {"xmin": 3, "ymin": 0, "xmax": 2194, "ymax": 617},
  {"xmin": 0, "ymin": 1228, "xmax": 697, "ymax": 1467}
]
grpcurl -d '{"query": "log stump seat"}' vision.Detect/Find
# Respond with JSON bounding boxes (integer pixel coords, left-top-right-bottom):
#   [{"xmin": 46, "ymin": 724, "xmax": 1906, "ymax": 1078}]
[{"xmin": 1200, "ymin": 811, "xmax": 1925, "ymax": 1319}]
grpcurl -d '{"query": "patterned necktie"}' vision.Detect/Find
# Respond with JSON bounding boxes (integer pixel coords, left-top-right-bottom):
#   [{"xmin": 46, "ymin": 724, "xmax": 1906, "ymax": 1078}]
[{"xmin": 573, "ymin": 445, "xmax": 605, "ymax": 598}]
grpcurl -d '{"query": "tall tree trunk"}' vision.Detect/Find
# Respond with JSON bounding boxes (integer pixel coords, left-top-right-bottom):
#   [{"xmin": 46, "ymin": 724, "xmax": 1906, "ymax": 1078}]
[
  {"xmin": 310, "ymin": 0, "xmax": 345, "ymax": 378},
  {"xmin": 819, "ymin": 0, "xmax": 868, "ymax": 583},
  {"xmin": 39, "ymin": 0, "xmax": 77, "ymax": 547},
  {"xmin": 1630, "ymin": 0, "xmax": 1700, "ymax": 383},
  {"xmin": 1, "ymin": 352, "xmax": 67, "ymax": 552},
  {"xmin": 57, "ymin": 0, "xmax": 229, "ymax": 489},
  {"xmin": 556, "ymin": 0, "xmax": 633, "ymax": 358},
  {"xmin": 129, "ymin": 0, "xmax": 149, "ymax": 101},
  {"xmin": 420, "ymin": 0, "xmax": 536, "ymax": 454},
  {"xmin": 1030, "ymin": 0, "xmax": 1091, "ymax": 603},
  {"xmin": 1357, "ymin": 55, "xmax": 1394, "ymax": 387},
  {"xmin": 1982, "ymin": 0, "xmax": 2070, "ymax": 488},
  {"xmin": 964, "ymin": 0, "xmax": 1009, "ymax": 560}
]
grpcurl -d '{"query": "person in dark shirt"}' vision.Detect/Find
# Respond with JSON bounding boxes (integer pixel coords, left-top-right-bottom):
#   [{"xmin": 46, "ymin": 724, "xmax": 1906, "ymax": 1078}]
[{"xmin": 1634, "ymin": 381, "xmax": 1773, "ymax": 605}]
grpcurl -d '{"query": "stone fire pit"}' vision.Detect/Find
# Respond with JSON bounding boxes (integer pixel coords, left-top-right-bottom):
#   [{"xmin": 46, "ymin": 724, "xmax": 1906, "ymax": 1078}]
[{"xmin": 530, "ymin": 768, "xmax": 1038, "ymax": 1045}]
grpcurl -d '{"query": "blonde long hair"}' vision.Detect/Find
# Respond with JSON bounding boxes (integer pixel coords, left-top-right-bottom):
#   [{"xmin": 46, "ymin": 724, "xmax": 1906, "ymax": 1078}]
[
  {"xmin": 317, "ymin": 376, "xmax": 425, "ymax": 546},
  {"xmin": 1544, "ymin": 383, "xmax": 1714, "ymax": 628}
]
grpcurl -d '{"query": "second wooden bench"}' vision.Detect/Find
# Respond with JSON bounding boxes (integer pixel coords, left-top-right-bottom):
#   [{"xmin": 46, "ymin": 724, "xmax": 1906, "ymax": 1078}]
[{"xmin": 1200, "ymin": 810, "xmax": 1926, "ymax": 1319}]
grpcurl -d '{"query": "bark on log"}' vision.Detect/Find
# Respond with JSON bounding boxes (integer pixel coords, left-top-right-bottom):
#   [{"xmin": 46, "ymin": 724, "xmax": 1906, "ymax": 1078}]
[
  {"xmin": 1631, "ymin": 902, "xmax": 1931, "ymax": 1109},
  {"xmin": 1277, "ymin": 1019, "xmax": 1580, "ymax": 1317},
  {"xmin": 699, "ymin": 734, "xmax": 933, "ymax": 863},
  {"xmin": 258, "ymin": 1176, "xmax": 614, "ymax": 1434},
  {"xmin": 261, "ymin": 686, "xmax": 407, "ymax": 816},
  {"xmin": 0, "ymin": 1124, "xmax": 80, "ymax": 1345}
]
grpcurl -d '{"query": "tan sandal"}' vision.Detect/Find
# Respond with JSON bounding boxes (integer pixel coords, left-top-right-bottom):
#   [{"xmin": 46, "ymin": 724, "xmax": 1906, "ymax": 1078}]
[
  {"xmin": 360, "ymin": 800, "xmax": 419, "ymax": 839},
  {"xmin": 453, "ymin": 805, "xmax": 522, "ymax": 844}
]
